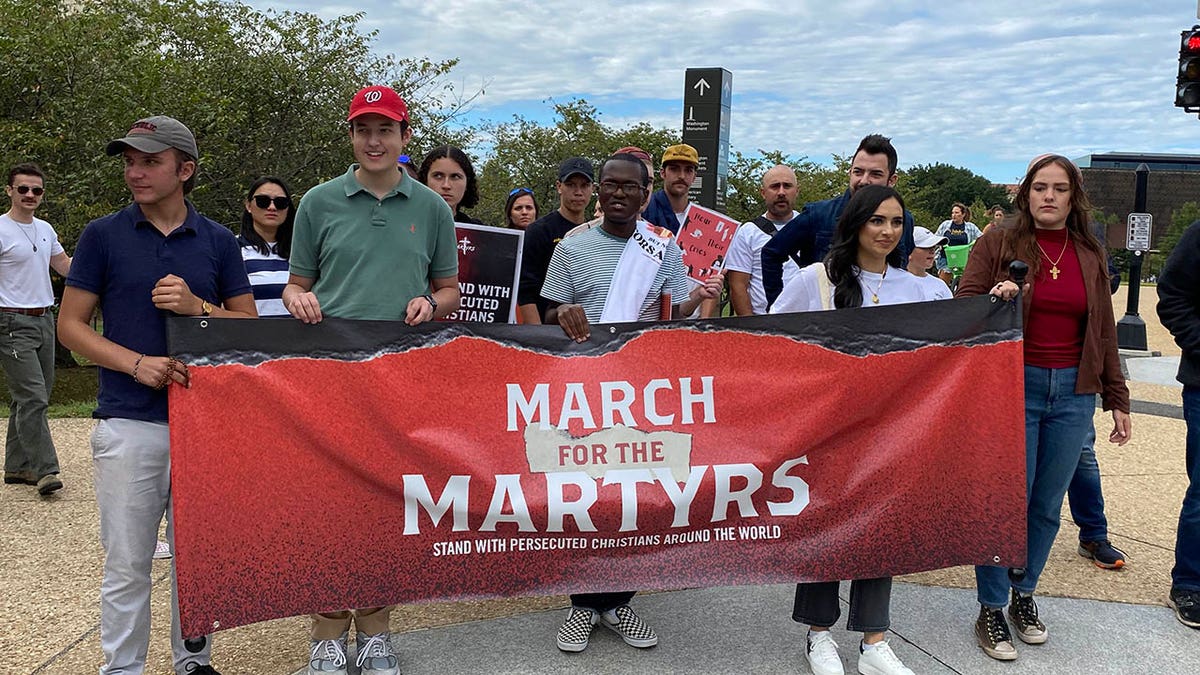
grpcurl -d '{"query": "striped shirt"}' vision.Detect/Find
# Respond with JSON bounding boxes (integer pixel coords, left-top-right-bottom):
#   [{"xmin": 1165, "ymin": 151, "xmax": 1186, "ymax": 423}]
[
  {"xmin": 238, "ymin": 236, "xmax": 289, "ymax": 317},
  {"xmin": 540, "ymin": 225, "xmax": 690, "ymax": 323}
]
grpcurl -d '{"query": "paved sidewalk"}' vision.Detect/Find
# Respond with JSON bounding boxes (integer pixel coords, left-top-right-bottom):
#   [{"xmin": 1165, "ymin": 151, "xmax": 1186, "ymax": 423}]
[{"xmin": 306, "ymin": 582, "xmax": 1193, "ymax": 675}]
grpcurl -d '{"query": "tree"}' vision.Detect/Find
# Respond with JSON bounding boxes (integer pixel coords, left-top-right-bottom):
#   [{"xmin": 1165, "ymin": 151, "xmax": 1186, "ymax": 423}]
[
  {"xmin": 898, "ymin": 163, "xmax": 1011, "ymax": 230},
  {"xmin": 0, "ymin": 0, "xmax": 477, "ymax": 246},
  {"xmin": 473, "ymin": 99, "xmax": 677, "ymax": 226},
  {"xmin": 723, "ymin": 150, "xmax": 845, "ymax": 224}
]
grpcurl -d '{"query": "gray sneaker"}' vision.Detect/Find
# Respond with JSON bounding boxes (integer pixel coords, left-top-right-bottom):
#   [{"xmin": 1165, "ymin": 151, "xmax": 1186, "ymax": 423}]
[
  {"xmin": 307, "ymin": 633, "xmax": 347, "ymax": 675},
  {"xmin": 355, "ymin": 632, "xmax": 399, "ymax": 675}
]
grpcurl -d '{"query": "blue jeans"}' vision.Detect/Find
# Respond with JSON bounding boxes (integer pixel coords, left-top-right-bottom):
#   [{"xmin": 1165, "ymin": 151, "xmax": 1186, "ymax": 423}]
[
  {"xmin": 1068, "ymin": 420, "xmax": 1109, "ymax": 542},
  {"xmin": 976, "ymin": 366, "xmax": 1095, "ymax": 608},
  {"xmin": 1174, "ymin": 386, "xmax": 1200, "ymax": 591}
]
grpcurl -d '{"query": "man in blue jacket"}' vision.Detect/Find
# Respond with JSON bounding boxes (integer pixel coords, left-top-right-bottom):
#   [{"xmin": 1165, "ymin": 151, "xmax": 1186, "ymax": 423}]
[
  {"xmin": 642, "ymin": 144, "xmax": 698, "ymax": 234},
  {"xmin": 761, "ymin": 134, "xmax": 915, "ymax": 308}
]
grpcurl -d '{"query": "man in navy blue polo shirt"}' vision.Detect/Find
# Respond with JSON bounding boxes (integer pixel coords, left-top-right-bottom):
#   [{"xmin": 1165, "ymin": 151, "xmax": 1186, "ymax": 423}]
[
  {"xmin": 58, "ymin": 115, "xmax": 255, "ymax": 675},
  {"xmin": 761, "ymin": 134, "xmax": 916, "ymax": 309}
]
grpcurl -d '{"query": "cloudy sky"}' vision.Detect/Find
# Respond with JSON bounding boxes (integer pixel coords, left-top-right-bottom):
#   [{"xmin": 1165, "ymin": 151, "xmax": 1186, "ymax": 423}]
[{"xmin": 253, "ymin": 0, "xmax": 1199, "ymax": 184}]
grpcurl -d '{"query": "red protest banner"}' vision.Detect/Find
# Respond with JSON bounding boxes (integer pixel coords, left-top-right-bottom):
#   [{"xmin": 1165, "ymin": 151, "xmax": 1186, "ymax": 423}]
[
  {"xmin": 677, "ymin": 205, "xmax": 739, "ymax": 283},
  {"xmin": 167, "ymin": 296, "xmax": 1025, "ymax": 638}
]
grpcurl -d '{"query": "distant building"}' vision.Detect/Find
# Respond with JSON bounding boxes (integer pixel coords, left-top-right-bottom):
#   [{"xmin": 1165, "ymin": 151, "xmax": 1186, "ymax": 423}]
[{"xmin": 1075, "ymin": 152, "xmax": 1200, "ymax": 248}]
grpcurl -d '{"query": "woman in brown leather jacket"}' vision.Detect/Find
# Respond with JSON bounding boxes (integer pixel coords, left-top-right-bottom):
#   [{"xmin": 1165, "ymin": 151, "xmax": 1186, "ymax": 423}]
[{"xmin": 956, "ymin": 154, "xmax": 1131, "ymax": 662}]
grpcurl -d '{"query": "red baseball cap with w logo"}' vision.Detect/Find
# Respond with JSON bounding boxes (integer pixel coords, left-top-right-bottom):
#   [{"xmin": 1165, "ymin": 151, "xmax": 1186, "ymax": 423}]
[{"xmin": 348, "ymin": 85, "xmax": 409, "ymax": 122}]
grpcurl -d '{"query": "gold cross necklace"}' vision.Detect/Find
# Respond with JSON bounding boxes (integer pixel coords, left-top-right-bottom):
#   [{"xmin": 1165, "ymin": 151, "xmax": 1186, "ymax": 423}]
[{"xmin": 1036, "ymin": 231, "xmax": 1069, "ymax": 280}]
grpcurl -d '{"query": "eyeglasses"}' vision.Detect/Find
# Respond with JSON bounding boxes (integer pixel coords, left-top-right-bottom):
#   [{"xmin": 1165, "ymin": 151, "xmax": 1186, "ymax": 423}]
[
  {"xmin": 509, "ymin": 187, "xmax": 533, "ymax": 196},
  {"xmin": 919, "ymin": 246, "xmax": 943, "ymax": 256},
  {"xmin": 14, "ymin": 185, "xmax": 44, "ymax": 196},
  {"xmin": 253, "ymin": 195, "xmax": 291, "ymax": 210},
  {"xmin": 598, "ymin": 180, "xmax": 646, "ymax": 196}
]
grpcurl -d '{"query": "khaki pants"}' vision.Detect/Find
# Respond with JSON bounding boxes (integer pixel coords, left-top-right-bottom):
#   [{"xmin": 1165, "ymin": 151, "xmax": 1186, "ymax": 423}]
[{"xmin": 311, "ymin": 606, "xmax": 393, "ymax": 639}]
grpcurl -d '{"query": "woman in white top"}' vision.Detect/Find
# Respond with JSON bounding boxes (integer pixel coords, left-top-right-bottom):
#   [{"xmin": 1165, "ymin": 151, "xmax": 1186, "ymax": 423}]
[
  {"xmin": 771, "ymin": 185, "xmax": 920, "ymax": 675},
  {"xmin": 771, "ymin": 185, "xmax": 930, "ymax": 315}
]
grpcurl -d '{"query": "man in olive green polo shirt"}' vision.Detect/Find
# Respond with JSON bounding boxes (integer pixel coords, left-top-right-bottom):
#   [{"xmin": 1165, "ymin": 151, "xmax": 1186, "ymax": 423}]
[
  {"xmin": 284, "ymin": 85, "xmax": 460, "ymax": 324},
  {"xmin": 281, "ymin": 84, "xmax": 460, "ymax": 675}
]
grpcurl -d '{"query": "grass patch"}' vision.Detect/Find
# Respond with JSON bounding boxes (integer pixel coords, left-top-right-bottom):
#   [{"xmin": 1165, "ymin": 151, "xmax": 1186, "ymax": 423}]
[{"xmin": 0, "ymin": 365, "xmax": 98, "ymax": 418}]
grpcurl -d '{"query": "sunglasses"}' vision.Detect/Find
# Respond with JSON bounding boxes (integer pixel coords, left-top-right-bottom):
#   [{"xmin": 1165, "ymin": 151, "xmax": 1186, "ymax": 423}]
[
  {"xmin": 509, "ymin": 187, "xmax": 533, "ymax": 196},
  {"xmin": 14, "ymin": 185, "xmax": 44, "ymax": 196},
  {"xmin": 253, "ymin": 195, "xmax": 291, "ymax": 210}
]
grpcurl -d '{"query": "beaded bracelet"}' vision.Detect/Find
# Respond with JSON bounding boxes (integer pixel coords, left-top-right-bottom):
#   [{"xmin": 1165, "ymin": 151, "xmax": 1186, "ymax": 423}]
[
  {"xmin": 132, "ymin": 354, "xmax": 146, "ymax": 383},
  {"xmin": 154, "ymin": 357, "xmax": 177, "ymax": 390}
]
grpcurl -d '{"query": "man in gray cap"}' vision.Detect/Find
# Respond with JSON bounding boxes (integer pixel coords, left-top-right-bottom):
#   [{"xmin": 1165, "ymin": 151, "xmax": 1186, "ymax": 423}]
[
  {"xmin": 517, "ymin": 156, "xmax": 595, "ymax": 324},
  {"xmin": 58, "ymin": 115, "xmax": 256, "ymax": 675}
]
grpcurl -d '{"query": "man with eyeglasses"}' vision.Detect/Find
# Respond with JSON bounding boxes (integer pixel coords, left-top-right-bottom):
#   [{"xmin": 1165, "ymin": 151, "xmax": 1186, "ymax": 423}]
[
  {"xmin": 1, "ymin": 162, "xmax": 71, "ymax": 495},
  {"xmin": 762, "ymin": 134, "xmax": 915, "ymax": 310},
  {"xmin": 541, "ymin": 152, "xmax": 723, "ymax": 652},
  {"xmin": 517, "ymin": 156, "xmax": 595, "ymax": 324}
]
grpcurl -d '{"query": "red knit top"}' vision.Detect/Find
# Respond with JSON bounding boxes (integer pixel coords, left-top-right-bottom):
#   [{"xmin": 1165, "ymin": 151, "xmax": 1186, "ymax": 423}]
[{"xmin": 1025, "ymin": 227, "xmax": 1087, "ymax": 368}]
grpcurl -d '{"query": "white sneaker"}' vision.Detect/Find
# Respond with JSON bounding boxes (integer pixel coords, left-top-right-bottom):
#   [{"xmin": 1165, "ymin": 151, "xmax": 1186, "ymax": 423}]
[
  {"xmin": 153, "ymin": 540, "xmax": 172, "ymax": 560},
  {"xmin": 806, "ymin": 630, "xmax": 844, "ymax": 675},
  {"xmin": 858, "ymin": 640, "xmax": 914, "ymax": 675}
]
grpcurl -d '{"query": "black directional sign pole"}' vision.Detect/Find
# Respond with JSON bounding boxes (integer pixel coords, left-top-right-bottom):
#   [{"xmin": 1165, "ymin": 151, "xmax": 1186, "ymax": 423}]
[
  {"xmin": 682, "ymin": 68, "xmax": 732, "ymax": 211},
  {"xmin": 1117, "ymin": 163, "xmax": 1149, "ymax": 351}
]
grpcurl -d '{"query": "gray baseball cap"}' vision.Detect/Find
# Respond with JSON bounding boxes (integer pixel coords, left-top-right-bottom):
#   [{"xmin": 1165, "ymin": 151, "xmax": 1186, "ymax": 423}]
[{"xmin": 106, "ymin": 116, "xmax": 199, "ymax": 159}]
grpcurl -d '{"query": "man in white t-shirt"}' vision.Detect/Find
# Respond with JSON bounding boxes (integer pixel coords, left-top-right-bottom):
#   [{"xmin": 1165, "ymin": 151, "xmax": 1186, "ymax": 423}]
[
  {"xmin": 726, "ymin": 165, "xmax": 801, "ymax": 315},
  {"xmin": 1, "ymin": 163, "xmax": 71, "ymax": 495},
  {"xmin": 906, "ymin": 226, "xmax": 953, "ymax": 300}
]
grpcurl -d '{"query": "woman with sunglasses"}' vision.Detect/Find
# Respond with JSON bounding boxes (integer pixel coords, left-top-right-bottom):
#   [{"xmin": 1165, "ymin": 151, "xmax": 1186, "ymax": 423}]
[
  {"xmin": 418, "ymin": 145, "xmax": 484, "ymax": 224},
  {"xmin": 770, "ymin": 185, "xmax": 928, "ymax": 675},
  {"xmin": 238, "ymin": 176, "xmax": 294, "ymax": 317},
  {"xmin": 957, "ymin": 154, "xmax": 1130, "ymax": 662},
  {"xmin": 504, "ymin": 187, "xmax": 539, "ymax": 230}
]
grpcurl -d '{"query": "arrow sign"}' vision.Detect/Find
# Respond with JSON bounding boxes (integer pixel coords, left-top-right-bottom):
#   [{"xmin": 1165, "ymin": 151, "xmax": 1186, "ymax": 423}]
[{"xmin": 693, "ymin": 78, "xmax": 710, "ymax": 96}]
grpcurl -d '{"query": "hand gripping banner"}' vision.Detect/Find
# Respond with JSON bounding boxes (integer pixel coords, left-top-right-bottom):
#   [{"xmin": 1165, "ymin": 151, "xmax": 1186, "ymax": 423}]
[{"xmin": 167, "ymin": 295, "xmax": 1025, "ymax": 638}]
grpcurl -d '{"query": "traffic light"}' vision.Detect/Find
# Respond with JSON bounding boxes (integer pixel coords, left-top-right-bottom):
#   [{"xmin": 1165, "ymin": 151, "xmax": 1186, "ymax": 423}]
[{"xmin": 1177, "ymin": 26, "xmax": 1200, "ymax": 111}]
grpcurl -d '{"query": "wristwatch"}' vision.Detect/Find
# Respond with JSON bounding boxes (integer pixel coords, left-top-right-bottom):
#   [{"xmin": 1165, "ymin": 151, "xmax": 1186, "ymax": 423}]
[
  {"xmin": 422, "ymin": 293, "xmax": 437, "ymax": 314},
  {"xmin": 200, "ymin": 300, "xmax": 214, "ymax": 317}
]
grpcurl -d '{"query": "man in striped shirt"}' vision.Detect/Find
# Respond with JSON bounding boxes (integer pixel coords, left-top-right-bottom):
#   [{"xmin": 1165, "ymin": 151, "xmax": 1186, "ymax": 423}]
[
  {"xmin": 542, "ymin": 153, "xmax": 723, "ymax": 342},
  {"xmin": 539, "ymin": 152, "xmax": 723, "ymax": 654}
]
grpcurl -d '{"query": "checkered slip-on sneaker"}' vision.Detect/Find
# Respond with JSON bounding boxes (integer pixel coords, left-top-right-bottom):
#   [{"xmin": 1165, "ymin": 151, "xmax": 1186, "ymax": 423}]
[
  {"xmin": 557, "ymin": 607, "xmax": 599, "ymax": 652},
  {"xmin": 600, "ymin": 605, "xmax": 658, "ymax": 648}
]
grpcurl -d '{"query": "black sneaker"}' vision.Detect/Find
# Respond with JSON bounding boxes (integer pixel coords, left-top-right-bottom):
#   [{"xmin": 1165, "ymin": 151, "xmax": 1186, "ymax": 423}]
[
  {"xmin": 1170, "ymin": 588, "xmax": 1200, "ymax": 629},
  {"xmin": 183, "ymin": 665, "xmax": 221, "ymax": 675},
  {"xmin": 1007, "ymin": 590, "xmax": 1047, "ymax": 644},
  {"xmin": 974, "ymin": 606, "xmax": 1017, "ymax": 660},
  {"xmin": 1078, "ymin": 539, "xmax": 1127, "ymax": 569}
]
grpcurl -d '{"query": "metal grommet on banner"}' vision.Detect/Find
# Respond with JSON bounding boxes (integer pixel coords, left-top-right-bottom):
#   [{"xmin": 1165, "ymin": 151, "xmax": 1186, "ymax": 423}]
[
  {"xmin": 199, "ymin": 320, "xmax": 209, "ymax": 329},
  {"xmin": 213, "ymin": 620, "xmax": 220, "ymax": 629},
  {"xmin": 993, "ymin": 555, "xmax": 1001, "ymax": 563},
  {"xmin": 609, "ymin": 326, "xmax": 616, "ymax": 334}
]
